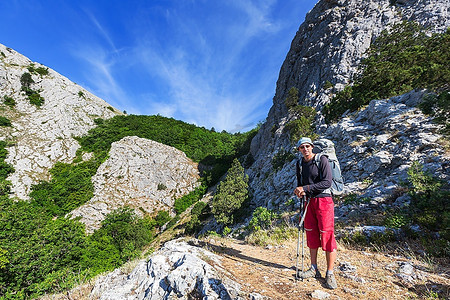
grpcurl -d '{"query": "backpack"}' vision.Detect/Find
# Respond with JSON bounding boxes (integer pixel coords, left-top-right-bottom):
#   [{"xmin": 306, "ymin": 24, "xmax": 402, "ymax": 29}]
[{"xmin": 297, "ymin": 138, "xmax": 344, "ymax": 195}]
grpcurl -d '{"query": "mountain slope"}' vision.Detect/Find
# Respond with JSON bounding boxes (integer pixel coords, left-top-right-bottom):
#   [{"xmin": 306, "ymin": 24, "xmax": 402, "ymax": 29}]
[
  {"xmin": 0, "ymin": 44, "xmax": 121, "ymax": 200},
  {"xmin": 247, "ymin": 0, "xmax": 450, "ymax": 210}
]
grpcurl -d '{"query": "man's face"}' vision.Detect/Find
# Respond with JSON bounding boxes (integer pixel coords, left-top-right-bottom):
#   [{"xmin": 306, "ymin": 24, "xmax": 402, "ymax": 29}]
[{"xmin": 298, "ymin": 143, "xmax": 313, "ymax": 157}]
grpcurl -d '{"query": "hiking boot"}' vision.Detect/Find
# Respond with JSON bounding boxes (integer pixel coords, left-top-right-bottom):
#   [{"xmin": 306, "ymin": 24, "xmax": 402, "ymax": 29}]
[
  {"xmin": 297, "ymin": 267, "xmax": 321, "ymax": 279},
  {"xmin": 325, "ymin": 273, "xmax": 337, "ymax": 289}
]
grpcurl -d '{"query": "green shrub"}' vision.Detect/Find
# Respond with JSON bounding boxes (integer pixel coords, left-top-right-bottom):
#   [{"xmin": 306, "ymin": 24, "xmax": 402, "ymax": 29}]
[
  {"xmin": 94, "ymin": 118, "xmax": 104, "ymax": 125},
  {"xmin": 407, "ymin": 162, "xmax": 449, "ymax": 237},
  {"xmin": 419, "ymin": 91, "xmax": 449, "ymax": 136},
  {"xmin": 174, "ymin": 181, "xmax": 207, "ymax": 214},
  {"xmin": 0, "ymin": 116, "xmax": 11, "ymax": 127},
  {"xmin": 3, "ymin": 95, "xmax": 16, "ymax": 107},
  {"xmin": 155, "ymin": 210, "xmax": 171, "ymax": 227},
  {"xmin": 323, "ymin": 80, "xmax": 333, "ymax": 90},
  {"xmin": 246, "ymin": 226, "xmax": 297, "ymax": 246},
  {"xmin": 157, "ymin": 183, "xmax": 167, "ymax": 190},
  {"xmin": 30, "ymin": 159, "xmax": 101, "ymax": 216},
  {"xmin": 284, "ymin": 105, "xmax": 317, "ymax": 144},
  {"xmin": 249, "ymin": 207, "xmax": 278, "ymax": 232},
  {"xmin": 271, "ymin": 148, "xmax": 295, "ymax": 171},
  {"xmin": 284, "ymin": 87, "xmax": 299, "ymax": 109},
  {"xmin": 28, "ymin": 91, "xmax": 44, "ymax": 106},
  {"xmin": 211, "ymin": 158, "xmax": 249, "ymax": 225},
  {"xmin": 324, "ymin": 22, "xmax": 450, "ymax": 123},
  {"xmin": 384, "ymin": 211, "xmax": 409, "ymax": 229},
  {"xmin": 20, "ymin": 72, "xmax": 34, "ymax": 89},
  {"xmin": 35, "ymin": 67, "xmax": 49, "ymax": 76}
]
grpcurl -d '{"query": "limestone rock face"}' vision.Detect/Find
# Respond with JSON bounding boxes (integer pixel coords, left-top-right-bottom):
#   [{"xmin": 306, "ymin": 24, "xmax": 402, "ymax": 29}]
[
  {"xmin": 0, "ymin": 43, "xmax": 121, "ymax": 200},
  {"xmin": 247, "ymin": 0, "xmax": 449, "ymax": 209},
  {"xmin": 70, "ymin": 136, "xmax": 200, "ymax": 232},
  {"xmin": 90, "ymin": 239, "xmax": 243, "ymax": 300}
]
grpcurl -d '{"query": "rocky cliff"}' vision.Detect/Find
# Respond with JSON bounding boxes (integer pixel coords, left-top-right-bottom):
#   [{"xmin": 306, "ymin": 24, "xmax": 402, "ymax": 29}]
[
  {"xmin": 71, "ymin": 136, "xmax": 199, "ymax": 232},
  {"xmin": 248, "ymin": 0, "xmax": 450, "ymax": 209}
]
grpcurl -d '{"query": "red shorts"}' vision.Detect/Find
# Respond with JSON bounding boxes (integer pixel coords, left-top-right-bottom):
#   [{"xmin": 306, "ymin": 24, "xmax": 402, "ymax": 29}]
[{"xmin": 303, "ymin": 197, "xmax": 337, "ymax": 252}]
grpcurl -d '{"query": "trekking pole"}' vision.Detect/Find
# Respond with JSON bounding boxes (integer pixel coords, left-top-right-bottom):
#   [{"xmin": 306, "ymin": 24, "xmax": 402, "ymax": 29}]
[
  {"xmin": 295, "ymin": 195, "xmax": 303, "ymax": 281},
  {"xmin": 296, "ymin": 195, "xmax": 310, "ymax": 281}
]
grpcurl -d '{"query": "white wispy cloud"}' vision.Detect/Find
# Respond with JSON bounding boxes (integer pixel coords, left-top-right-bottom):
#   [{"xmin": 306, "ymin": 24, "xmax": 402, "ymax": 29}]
[{"xmin": 129, "ymin": 1, "xmax": 284, "ymax": 131}]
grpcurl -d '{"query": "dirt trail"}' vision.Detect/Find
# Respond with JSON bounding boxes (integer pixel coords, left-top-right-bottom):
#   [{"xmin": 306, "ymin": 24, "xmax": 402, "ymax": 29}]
[{"xmin": 202, "ymin": 237, "xmax": 449, "ymax": 299}]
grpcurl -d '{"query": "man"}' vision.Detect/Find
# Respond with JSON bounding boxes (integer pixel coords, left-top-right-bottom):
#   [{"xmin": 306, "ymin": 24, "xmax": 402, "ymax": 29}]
[{"xmin": 294, "ymin": 137, "xmax": 337, "ymax": 289}]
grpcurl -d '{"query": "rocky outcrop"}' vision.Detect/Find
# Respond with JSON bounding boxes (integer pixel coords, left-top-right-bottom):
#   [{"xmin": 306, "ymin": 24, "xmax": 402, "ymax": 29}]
[
  {"xmin": 0, "ymin": 44, "xmax": 121, "ymax": 200},
  {"xmin": 90, "ymin": 239, "xmax": 243, "ymax": 300},
  {"xmin": 247, "ymin": 0, "xmax": 449, "ymax": 209},
  {"xmin": 70, "ymin": 136, "xmax": 200, "ymax": 232}
]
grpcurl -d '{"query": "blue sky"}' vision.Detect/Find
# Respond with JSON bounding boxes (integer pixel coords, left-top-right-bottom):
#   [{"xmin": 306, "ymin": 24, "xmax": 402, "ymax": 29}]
[{"xmin": 0, "ymin": 0, "xmax": 317, "ymax": 132}]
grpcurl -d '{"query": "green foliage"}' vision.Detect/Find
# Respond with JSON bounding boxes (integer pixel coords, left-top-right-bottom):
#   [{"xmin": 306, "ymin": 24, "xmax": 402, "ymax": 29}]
[
  {"xmin": 419, "ymin": 91, "xmax": 450, "ymax": 135},
  {"xmin": 271, "ymin": 148, "xmax": 295, "ymax": 171},
  {"xmin": 340, "ymin": 229, "xmax": 396, "ymax": 248},
  {"xmin": 384, "ymin": 211, "xmax": 409, "ymax": 229},
  {"xmin": 222, "ymin": 226, "xmax": 231, "ymax": 236},
  {"xmin": 93, "ymin": 118, "xmax": 104, "ymax": 125},
  {"xmin": 324, "ymin": 22, "xmax": 450, "ymax": 123},
  {"xmin": 27, "ymin": 91, "xmax": 44, "ymax": 106},
  {"xmin": 0, "ymin": 197, "xmax": 86, "ymax": 298},
  {"xmin": 0, "ymin": 198, "xmax": 157, "ymax": 298},
  {"xmin": 284, "ymin": 105, "xmax": 317, "ymax": 144},
  {"xmin": 407, "ymin": 162, "xmax": 449, "ymax": 238},
  {"xmin": 0, "ymin": 116, "xmax": 11, "ymax": 127},
  {"xmin": 86, "ymin": 207, "xmax": 154, "ymax": 265},
  {"xmin": 185, "ymin": 202, "xmax": 209, "ymax": 235},
  {"xmin": 27, "ymin": 64, "xmax": 49, "ymax": 76},
  {"xmin": 0, "ymin": 141, "xmax": 14, "ymax": 196},
  {"xmin": 20, "ymin": 72, "xmax": 45, "ymax": 107},
  {"xmin": 0, "ymin": 247, "xmax": 8, "ymax": 269},
  {"xmin": 20, "ymin": 72, "xmax": 34, "ymax": 89},
  {"xmin": 284, "ymin": 87, "xmax": 299, "ymax": 109},
  {"xmin": 248, "ymin": 207, "xmax": 278, "ymax": 232},
  {"xmin": 211, "ymin": 158, "xmax": 249, "ymax": 225},
  {"xmin": 30, "ymin": 158, "xmax": 101, "ymax": 216},
  {"xmin": 3, "ymin": 95, "xmax": 16, "ymax": 107},
  {"xmin": 174, "ymin": 180, "xmax": 207, "ymax": 214},
  {"xmin": 341, "ymin": 193, "xmax": 371, "ymax": 205},
  {"xmin": 78, "ymin": 91, "xmax": 85, "ymax": 98},
  {"xmin": 155, "ymin": 210, "xmax": 171, "ymax": 227},
  {"xmin": 157, "ymin": 183, "xmax": 167, "ymax": 190},
  {"xmin": 323, "ymin": 80, "xmax": 333, "ymax": 90}
]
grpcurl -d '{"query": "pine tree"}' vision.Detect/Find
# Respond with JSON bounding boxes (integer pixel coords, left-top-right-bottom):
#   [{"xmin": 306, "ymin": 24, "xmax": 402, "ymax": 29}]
[{"xmin": 211, "ymin": 158, "xmax": 249, "ymax": 225}]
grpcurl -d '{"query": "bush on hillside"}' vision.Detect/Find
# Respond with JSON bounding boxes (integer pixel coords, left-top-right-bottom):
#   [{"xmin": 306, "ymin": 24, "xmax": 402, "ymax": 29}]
[
  {"xmin": 3, "ymin": 96, "xmax": 16, "ymax": 107},
  {"xmin": 419, "ymin": 91, "xmax": 449, "ymax": 136},
  {"xmin": 211, "ymin": 158, "xmax": 249, "ymax": 225},
  {"xmin": 0, "ymin": 116, "xmax": 11, "ymax": 127},
  {"xmin": 324, "ymin": 22, "xmax": 450, "ymax": 123}
]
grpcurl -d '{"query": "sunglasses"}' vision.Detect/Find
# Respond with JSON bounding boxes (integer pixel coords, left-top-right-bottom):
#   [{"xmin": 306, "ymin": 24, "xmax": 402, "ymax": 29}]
[{"xmin": 299, "ymin": 144, "xmax": 311, "ymax": 150}]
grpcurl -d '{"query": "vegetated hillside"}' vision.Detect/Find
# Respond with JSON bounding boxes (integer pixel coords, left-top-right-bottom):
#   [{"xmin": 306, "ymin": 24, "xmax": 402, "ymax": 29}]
[
  {"xmin": 0, "ymin": 43, "xmax": 122, "ymax": 200},
  {"xmin": 0, "ymin": 45, "xmax": 258, "ymax": 298}
]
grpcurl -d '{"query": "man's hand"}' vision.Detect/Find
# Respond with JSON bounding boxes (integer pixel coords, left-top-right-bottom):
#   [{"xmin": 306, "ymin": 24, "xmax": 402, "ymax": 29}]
[{"xmin": 294, "ymin": 186, "xmax": 305, "ymax": 197}]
